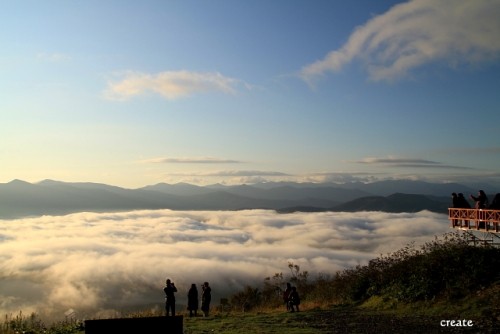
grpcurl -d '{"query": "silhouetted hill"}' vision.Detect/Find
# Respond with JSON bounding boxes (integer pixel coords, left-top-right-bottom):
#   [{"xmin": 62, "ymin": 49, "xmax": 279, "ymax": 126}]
[
  {"xmin": 0, "ymin": 179, "xmax": 466, "ymax": 219},
  {"xmin": 144, "ymin": 182, "xmax": 369, "ymax": 201},
  {"xmin": 141, "ymin": 182, "xmax": 214, "ymax": 196},
  {"xmin": 332, "ymin": 180, "xmax": 475, "ymax": 197},
  {"xmin": 278, "ymin": 193, "xmax": 449, "ymax": 214},
  {"xmin": 331, "ymin": 193, "xmax": 449, "ymax": 213}
]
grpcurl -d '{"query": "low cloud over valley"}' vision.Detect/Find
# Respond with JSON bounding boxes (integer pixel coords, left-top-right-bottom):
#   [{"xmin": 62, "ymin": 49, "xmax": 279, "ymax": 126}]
[{"xmin": 0, "ymin": 209, "xmax": 449, "ymax": 319}]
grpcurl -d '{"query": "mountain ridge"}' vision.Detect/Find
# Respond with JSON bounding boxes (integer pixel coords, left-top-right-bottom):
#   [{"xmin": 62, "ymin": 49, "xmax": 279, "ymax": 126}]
[{"xmin": 0, "ymin": 179, "xmax": 478, "ymax": 219}]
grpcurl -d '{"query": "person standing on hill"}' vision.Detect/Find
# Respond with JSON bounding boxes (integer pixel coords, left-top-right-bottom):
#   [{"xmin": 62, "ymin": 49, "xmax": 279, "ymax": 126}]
[
  {"xmin": 288, "ymin": 286, "xmax": 300, "ymax": 312},
  {"xmin": 283, "ymin": 282, "xmax": 292, "ymax": 311},
  {"xmin": 164, "ymin": 279, "xmax": 177, "ymax": 316},
  {"xmin": 201, "ymin": 282, "xmax": 212, "ymax": 317},
  {"xmin": 187, "ymin": 283, "xmax": 199, "ymax": 317}
]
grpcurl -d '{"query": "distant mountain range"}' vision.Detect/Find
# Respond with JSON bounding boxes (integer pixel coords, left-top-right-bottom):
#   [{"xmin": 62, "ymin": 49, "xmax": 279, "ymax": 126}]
[{"xmin": 0, "ymin": 179, "xmax": 480, "ymax": 219}]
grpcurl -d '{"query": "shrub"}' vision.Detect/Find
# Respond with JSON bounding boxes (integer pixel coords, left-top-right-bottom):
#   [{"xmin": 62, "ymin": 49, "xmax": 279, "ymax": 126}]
[
  {"xmin": 332, "ymin": 232, "xmax": 500, "ymax": 303},
  {"xmin": 229, "ymin": 285, "xmax": 262, "ymax": 312}
]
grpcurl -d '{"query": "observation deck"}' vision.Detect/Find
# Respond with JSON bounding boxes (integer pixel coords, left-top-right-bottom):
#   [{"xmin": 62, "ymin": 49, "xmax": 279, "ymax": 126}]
[{"xmin": 448, "ymin": 208, "xmax": 500, "ymax": 246}]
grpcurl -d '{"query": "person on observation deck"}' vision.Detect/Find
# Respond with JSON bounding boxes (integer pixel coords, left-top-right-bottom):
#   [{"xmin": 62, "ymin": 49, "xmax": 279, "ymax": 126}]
[
  {"xmin": 470, "ymin": 190, "xmax": 489, "ymax": 209},
  {"xmin": 451, "ymin": 193, "xmax": 459, "ymax": 226},
  {"xmin": 454, "ymin": 193, "xmax": 472, "ymax": 227},
  {"xmin": 457, "ymin": 193, "xmax": 471, "ymax": 209},
  {"xmin": 489, "ymin": 193, "xmax": 500, "ymax": 210},
  {"xmin": 452, "ymin": 193, "xmax": 459, "ymax": 208}
]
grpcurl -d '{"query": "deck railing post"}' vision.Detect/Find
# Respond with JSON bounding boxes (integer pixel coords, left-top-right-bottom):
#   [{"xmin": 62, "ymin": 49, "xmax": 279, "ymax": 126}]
[{"xmin": 465, "ymin": 209, "xmax": 470, "ymax": 229}]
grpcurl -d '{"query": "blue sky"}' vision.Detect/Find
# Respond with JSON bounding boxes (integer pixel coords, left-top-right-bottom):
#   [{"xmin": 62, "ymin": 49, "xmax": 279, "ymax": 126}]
[{"xmin": 1, "ymin": 0, "xmax": 500, "ymax": 188}]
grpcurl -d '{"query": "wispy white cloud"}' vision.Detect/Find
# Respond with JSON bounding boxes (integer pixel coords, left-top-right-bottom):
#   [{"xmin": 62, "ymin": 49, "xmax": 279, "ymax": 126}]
[
  {"xmin": 356, "ymin": 157, "xmax": 441, "ymax": 165},
  {"xmin": 300, "ymin": 0, "xmax": 500, "ymax": 83},
  {"xmin": 0, "ymin": 210, "xmax": 449, "ymax": 320},
  {"xmin": 142, "ymin": 157, "xmax": 242, "ymax": 164},
  {"xmin": 305, "ymin": 172, "xmax": 383, "ymax": 184},
  {"xmin": 355, "ymin": 156, "xmax": 473, "ymax": 170},
  {"xmin": 163, "ymin": 170, "xmax": 291, "ymax": 185},
  {"xmin": 104, "ymin": 70, "xmax": 241, "ymax": 100},
  {"xmin": 166, "ymin": 170, "xmax": 289, "ymax": 177},
  {"xmin": 36, "ymin": 52, "xmax": 71, "ymax": 62},
  {"xmin": 201, "ymin": 170, "xmax": 289, "ymax": 177}
]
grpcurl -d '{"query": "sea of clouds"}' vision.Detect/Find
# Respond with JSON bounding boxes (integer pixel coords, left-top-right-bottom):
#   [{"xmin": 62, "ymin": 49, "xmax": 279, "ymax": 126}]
[{"xmin": 0, "ymin": 209, "xmax": 450, "ymax": 320}]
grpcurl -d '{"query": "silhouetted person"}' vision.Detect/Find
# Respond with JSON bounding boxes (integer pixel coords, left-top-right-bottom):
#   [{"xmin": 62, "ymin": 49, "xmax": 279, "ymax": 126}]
[
  {"xmin": 283, "ymin": 282, "xmax": 292, "ymax": 311},
  {"xmin": 457, "ymin": 193, "xmax": 471, "ymax": 226},
  {"xmin": 489, "ymin": 193, "xmax": 500, "ymax": 210},
  {"xmin": 201, "ymin": 282, "xmax": 211, "ymax": 317},
  {"xmin": 163, "ymin": 279, "xmax": 177, "ymax": 316},
  {"xmin": 471, "ymin": 190, "xmax": 489, "ymax": 229},
  {"xmin": 187, "ymin": 283, "xmax": 199, "ymax": 317},
  {"xmin": 471, "ymin": 190, "xmax": 489, "ymax": 209},
  {"xmin": 288, "ymin": 286, "xmax": 300, "ymax": 312},
  {"xmin": 457, "ymin": 193, "xmax": 471, "ymax": 209}
]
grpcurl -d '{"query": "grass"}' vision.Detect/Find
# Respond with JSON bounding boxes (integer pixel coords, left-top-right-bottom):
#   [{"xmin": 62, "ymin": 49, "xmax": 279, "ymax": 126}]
[
  {"xmin": 180, "ymin": 290, "xmax": 500, "ymax": 334},
  {"xmin": 184, "ymin": 308, "xmax": 325, "ymax": 334},
  {"xmin": 0, "ymin": 312, "xmax": 84, "ymax": 334}
]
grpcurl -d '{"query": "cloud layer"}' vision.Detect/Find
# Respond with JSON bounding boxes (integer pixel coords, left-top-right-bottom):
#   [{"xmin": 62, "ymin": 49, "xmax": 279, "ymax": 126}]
[
  {"xmin": 301, "ymin": 0, "xmax": 500, "ymax": 83},
  {"xmin": 0, "ymin": 210, "xmax": 450, "ymax": 320}
]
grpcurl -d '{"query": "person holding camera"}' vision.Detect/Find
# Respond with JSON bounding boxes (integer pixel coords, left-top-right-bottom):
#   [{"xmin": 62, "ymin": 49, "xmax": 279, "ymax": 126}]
[{"xmin": 164, "ymin": 278, "xmax": 177, "ymax": 316}]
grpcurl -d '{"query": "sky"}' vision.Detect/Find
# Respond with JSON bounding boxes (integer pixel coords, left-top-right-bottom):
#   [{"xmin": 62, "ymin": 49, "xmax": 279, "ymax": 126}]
[
  {"xmin": 1, "ymin": 0, "xmax": 500, "ymax": 189},
  {"xmin": 0, "ymin": 209, "xmax": 450, "ymax": 319}
]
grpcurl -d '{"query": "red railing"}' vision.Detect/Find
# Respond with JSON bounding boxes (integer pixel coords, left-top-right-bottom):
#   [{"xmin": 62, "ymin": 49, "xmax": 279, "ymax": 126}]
[{"xmin": 448, "ymin": 208, "xmax": 500, "ymax": 232}]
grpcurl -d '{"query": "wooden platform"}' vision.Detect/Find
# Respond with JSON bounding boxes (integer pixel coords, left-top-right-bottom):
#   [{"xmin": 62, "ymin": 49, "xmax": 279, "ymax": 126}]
[
  {"xmin": 448, "ymin": 208, "xmax": 500, "ymax": 233},
  {"xmin": 84, "ymin": 316, "xmax": 183, "ymax": 334}
]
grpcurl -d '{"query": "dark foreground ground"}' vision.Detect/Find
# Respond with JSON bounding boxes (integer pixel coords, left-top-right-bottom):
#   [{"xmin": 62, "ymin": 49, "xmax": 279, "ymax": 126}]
[
  {"xmin": 303, "ymin": 308, "xmax": 500, "ymax": 334},
  {"xmin": 183, "ymin": 306, "xmax": 500, "ymax": 334}
]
